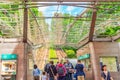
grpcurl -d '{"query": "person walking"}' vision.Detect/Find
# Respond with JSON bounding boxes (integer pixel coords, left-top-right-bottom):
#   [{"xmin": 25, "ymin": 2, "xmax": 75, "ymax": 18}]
[
  {"xmin": 75, "ymin": 60, "xmax": 85, "ymax": 80},
  {"xmin": 48, "ymin": 61, "xmax": 57, "ymax": 80},
  {"xmin": 33, "ymin": 64, "xmax": 40, "ymax": 80},
  {"xmin": 56, "ymin": 62, "xmax": 67, "ymax": 80},
  {"xmin": 41, "ymin": 71, "xmax": 48, "ymax": 80},
  {"xmin": 101, "ymin": 65, "xmax": 113, "ymax": 80},
  {"xmin": 44, "ymin": 61, "xmax": 51, "ymax": 74},
  {"xmin": 64, "ymin": 60, "xmax": 74, "ymax": 80}
]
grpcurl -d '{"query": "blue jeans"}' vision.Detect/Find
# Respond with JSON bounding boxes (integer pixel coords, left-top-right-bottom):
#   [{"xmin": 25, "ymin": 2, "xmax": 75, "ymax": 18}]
[
  {"xmin": 49, "ymin": 77, "xmax": 54, "ymax": 80},
  {"xmin": 66, "ymin": 73, "xmax": 72, "ymax": 80},
  {"xmin": 58, "ymin": 76, "xmax": 66, "ymax": 80}
]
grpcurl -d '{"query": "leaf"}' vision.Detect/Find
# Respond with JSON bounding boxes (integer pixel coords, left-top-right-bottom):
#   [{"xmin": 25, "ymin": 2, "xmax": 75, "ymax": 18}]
[{"xmin": 0, "ymin": 30, "xmax": 3, "ymax": 36}]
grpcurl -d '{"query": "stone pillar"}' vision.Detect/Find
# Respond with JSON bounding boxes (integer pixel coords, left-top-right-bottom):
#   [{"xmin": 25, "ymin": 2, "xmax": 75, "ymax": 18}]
[
  {"xmin": 118, "ymin": 43, "xmax": 120, "ymax": 73},
  {"xmin": 23, "ymin": 43, "xmax": 28, "ymax": 80},
  {"xmin": 89, "ymin": 42, "xmax": 101, "ymax": 80}
]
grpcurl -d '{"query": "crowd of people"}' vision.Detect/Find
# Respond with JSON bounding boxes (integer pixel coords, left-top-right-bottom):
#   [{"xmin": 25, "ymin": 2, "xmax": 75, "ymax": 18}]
[
  {"xmin": 33, "ymin": 59, "xmax": 85, "ymax": 80},
  {"xmin": 43, "ymin": 60, "xmax": 85, "ymax": 80},
  {"xmin": 33, "ymin": 60, "xmax": 113, "ymax": 80}
]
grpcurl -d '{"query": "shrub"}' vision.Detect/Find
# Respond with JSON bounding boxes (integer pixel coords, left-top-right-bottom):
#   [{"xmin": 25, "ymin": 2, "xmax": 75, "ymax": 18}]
[{"xmin": 49, "ymin": 49, "xmax": 57, "ymax": 59}]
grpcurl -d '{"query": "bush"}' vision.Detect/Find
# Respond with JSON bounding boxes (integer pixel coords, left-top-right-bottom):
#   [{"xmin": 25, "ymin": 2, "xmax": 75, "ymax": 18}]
[
  {"xmin": 65, "ymin": 50, "xmax": 76, "ymax": 58},
  {"xmin": 49, "ymin": 49, "xmax": 57, "ymax": 59}
]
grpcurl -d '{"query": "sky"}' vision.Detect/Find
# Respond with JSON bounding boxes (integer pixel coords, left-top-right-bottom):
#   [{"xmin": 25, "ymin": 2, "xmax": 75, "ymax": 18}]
[
  {"xmin": 38, "ymin": 6, "xmax": 85, "ymax": 29},
  {"xmin": 38, "ymin": 6, "xmax": 85, "ymax": 17}
]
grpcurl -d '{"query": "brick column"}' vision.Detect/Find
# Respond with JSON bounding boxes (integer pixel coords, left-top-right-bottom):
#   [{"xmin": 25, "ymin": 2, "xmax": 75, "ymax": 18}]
[{"xmin": 89, "ymin": 42, "xmax": 101, "ymax": 80}]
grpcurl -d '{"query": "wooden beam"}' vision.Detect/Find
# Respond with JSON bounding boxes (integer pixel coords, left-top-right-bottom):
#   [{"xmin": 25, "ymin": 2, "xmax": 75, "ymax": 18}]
[
  {"xmin": 77, "ymin": 41, "xmax": 89, "ymax": 50},
  {"xmin": 23, "ymin": 1, "xmax": 28, "ymax": 80},
  {"xmin": 34, "ymin": 16, "xmax": 83, "ymax": 19},
  {"xmin": 113, "ymin": 33, "xmax": 120, "ymax": 41},
  {"xmin": 23, "ymin": 0, "xmax": 28, "ymax": 43},
  {"xmin": 89, "ymin": 9, "xmax": 97, "ymax": 42},
  {"xmin": 23, "ymin": 0, "xmax": 120, "ymax": 2},
  {"xmin": 25, "ymin": 2, "xmax": 120, "ymax": 6}
]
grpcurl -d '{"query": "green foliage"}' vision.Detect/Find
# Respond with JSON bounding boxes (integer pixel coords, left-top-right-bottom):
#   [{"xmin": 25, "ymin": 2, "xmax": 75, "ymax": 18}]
[
  {"xmin": 97, "ymin": 2, "xmax": 120, "ymax": 14},
  {"xmin": 0, "ymin": 30, "xmax": 3, "ymax": 36},
  {"xmin": 100, "ymin": 26, "xmax": 120, "ymax": 36},
  {"xmin": 62, "ymin": 13, "xmax": 74, "ymax": 27},
  {"xmin": 62, "ymin": 13, "xmax": 82, "ymax": 43},
  {"xmin": 62, "ymin": 10, "xmax": 92, "ymax": 43},
  {"xmin": 50, "ymin": 10, "xmax": 92, "ymax": 44},
  {"xmin": 0, "ymin": 3, "xmax": 22, "ymax": 37},
  {"xmin": 62, "ymin": 46, "xmax": 77, "ymax": 52},
  {"xmin": 0, "ymin": 4, "xmax": 20, "ymax": 27},
  {"xmin": 116, "ymin": 38, "xmax": 120, "ymax": 42},
  {"xmin": 96, "ymin": 2, "xmax": 120, "ymax": 21},
  {"xmin": 31, "ymin": 8, "xmax": 39, "ymax": 16},
  {"xmin": 62, "ymin": 46, "xmax": 77, "ymax": 58},
  {"xmin": 95, "ymin": 2, "xmax": 120, "ymax": 37},
  {"xmin": 49, "ymin": 49, "xmax": 57, "ymax": 59},
  {"xmin": 0, "ymin": 3, "xmax": 9, "ymax": 9},
  {"xmin": 64, "ymin": 49, "xmax": 76, "ymax": 58}
]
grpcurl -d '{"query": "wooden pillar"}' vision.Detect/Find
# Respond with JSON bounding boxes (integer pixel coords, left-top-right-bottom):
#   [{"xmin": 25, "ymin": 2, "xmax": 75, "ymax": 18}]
[
  {"xmin": 23, "ymin": 0, "xmax": 28, "ymax": 43},
  {"xmin": 23, "ymin": 0, "xmax": 28, "ymax": 80},
  {"xmin": 89, "ymin": 42, "xmax": 101, "ymax": 80},
  {"xmin": 89, "ymin": 8, "xmax": 97, "ymax": 42}
]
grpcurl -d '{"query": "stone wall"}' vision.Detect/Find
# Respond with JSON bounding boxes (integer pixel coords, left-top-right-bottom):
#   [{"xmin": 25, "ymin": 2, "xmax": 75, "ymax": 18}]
[
  {"xmin": 90, "ymin": 42, "xmax": 120, "ymax": 80},
  {"xmin": 0, "ymin": 43, "xmax": 25, "ymax": 80},
  {"xmin": 77, "ymin": 42, "xmax": 120, "ymax": 80}
]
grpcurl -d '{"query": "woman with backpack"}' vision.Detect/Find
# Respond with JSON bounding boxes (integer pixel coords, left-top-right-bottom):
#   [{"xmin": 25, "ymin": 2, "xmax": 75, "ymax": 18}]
[
  {"xmin": 101, "ymin": 65, "xmax": 113, "ymax": 80},
  {"xmin": 56, "ymin": 62, "xmax": 67, "ymax": 80},
  {"xmin": 33, "ymin": 64, "xmax": 40, "ymax": 80}
]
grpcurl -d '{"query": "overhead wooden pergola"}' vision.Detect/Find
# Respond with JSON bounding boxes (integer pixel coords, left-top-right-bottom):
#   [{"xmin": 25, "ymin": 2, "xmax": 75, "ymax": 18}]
[
  {"xmin": 0, "ymin": 0, "xmax": 120, "ymax": 47},
  {"xmin": 0, "ymin": 0, "xmax": 120, "ymax": 46},
  {"xmin": 21, "ymin": 0, "xmax": 120, "ymax": 47}
]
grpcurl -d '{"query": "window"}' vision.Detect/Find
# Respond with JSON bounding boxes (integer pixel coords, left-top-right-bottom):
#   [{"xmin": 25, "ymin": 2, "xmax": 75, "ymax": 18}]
[
  {"xmin": 100, "ymin": 56, "xmax": 118, "ymax": 72},
  {"xmin": 1, "ymin": 60, "xmax": 17, "ymax": 75}
]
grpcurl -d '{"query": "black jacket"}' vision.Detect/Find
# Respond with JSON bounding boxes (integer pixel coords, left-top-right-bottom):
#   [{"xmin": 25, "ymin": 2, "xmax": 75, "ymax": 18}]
[{"xmin": 48, "ymin": 65, "xmax": 57, "ymax": 77}]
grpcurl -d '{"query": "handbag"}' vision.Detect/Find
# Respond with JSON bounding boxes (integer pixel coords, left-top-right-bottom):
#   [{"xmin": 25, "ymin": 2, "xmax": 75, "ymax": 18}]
[{"xmin": 68, "ymin": 69, "xmax": 75, "ymax": 73}]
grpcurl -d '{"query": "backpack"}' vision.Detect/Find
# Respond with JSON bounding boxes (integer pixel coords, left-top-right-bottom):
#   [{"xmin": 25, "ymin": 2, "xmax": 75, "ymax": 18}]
[
  {"xmin": 44, "ymin": 63, "xmax": 50, "ymax": 73},
  {"xmin": 33, "ymin": 68, "xmax": 40, "ymax": 75},
  {"xmin": 37, "ymin": 69, "xmax": 40, "ymax": 74},
  {"xmin": 57, "ymin": 66, "xmax": 64, "ymax": 76}
]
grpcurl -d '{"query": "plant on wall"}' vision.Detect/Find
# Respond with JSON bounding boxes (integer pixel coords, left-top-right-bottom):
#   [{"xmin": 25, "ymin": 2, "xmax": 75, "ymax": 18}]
[{"xmin": 99, "ymin": 26, "xmax": 120, "ymax": 36}]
